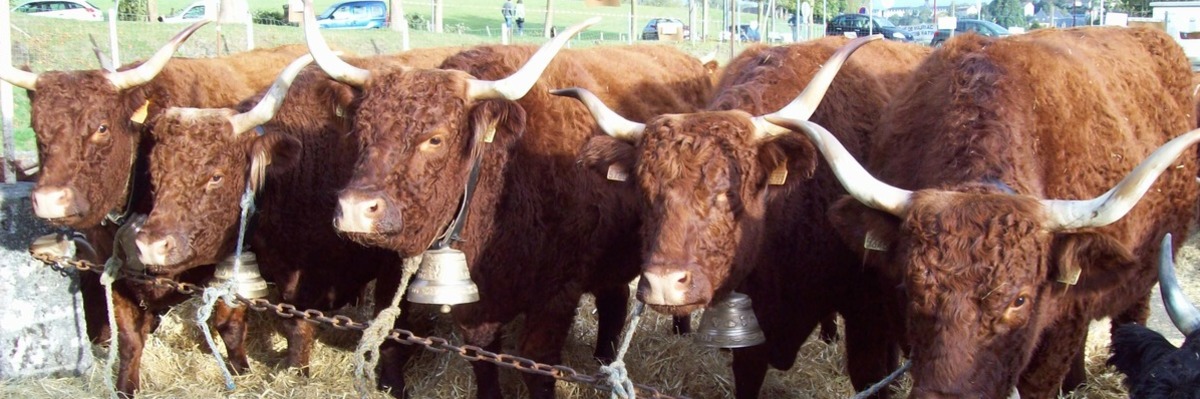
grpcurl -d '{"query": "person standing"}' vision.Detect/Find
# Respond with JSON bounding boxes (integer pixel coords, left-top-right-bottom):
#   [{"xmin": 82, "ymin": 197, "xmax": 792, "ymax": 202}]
[
  {"xmin": 501, "ymin": 0, "xmax": 515, "ymax": 30},
  {"xmin": 515, "ymin": 0, "xmax": 526, "ymax": 36}
]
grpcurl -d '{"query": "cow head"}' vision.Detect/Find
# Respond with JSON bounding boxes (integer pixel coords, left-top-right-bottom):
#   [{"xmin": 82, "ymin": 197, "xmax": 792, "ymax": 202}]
[
  {"xmin": 0, "ymin": 21, "xmax": 209, "ymax": 228},
  {"xmin": 133, "ymin": 55, "xmax": 310, "ymax": 271},
  {"xmin": 1109, "ymin": 234, "xmax": 1200, "ymax": 399},
  {"xmin": 771, "ymin": 118, "xmax": 1200, "ymax": 397},
  {"xmin": 297, "ymin": 0, "xmax": 595, "ymax": 255},
  {"xmin": 552, "ymin": 36, "xmax": 880, "ymax": 315}
]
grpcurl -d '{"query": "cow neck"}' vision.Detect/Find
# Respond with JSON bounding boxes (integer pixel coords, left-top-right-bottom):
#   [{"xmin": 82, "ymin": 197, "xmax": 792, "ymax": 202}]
[
  {"xmin": 102, "ymin": 134, "xmax": 141, "ymax": 227},
  {"xmin": 430, "ymin": 132, "xmax": 488, "ymax": 251}
]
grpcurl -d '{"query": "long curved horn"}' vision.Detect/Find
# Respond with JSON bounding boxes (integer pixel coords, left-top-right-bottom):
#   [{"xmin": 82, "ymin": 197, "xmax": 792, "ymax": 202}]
[
  {"xmin": 303, "ymin": 0, "xmax": 369, "ymax": 86},
  {"xmin": 466, "ymin": 17, "xmax": 601, "ymax": 101},
  {"xmin": 751, "ymin": 34, "xmax": 882, "ymax": 139},
  {"xmin": 698, "ymin": 50, "xmax": 717, "ymax": 65},
  {"xmin": 765, "ymin": 117, "xmax": 912, "ymax": 215},
  {"xmin": 1041, "ymin": 128, "xmax": 1200, "ymax": 230},
  {"xmin": 106, "ymin": 20, "xmax": 209, "ymax": 90},
  {"xmin": 550, "ymin": 87, "xmax": 645, "ymax": 142},
  {"xmin": 228, "ymin": 54, "xmax": 317, "ymax": 135},
  {"xmin": 0, "ymin": 63, "xmax": 37, "ymax": 91},
  {"xmin": 1159, "ymin": 233, "xmax": 1200, "ymax": 335}
]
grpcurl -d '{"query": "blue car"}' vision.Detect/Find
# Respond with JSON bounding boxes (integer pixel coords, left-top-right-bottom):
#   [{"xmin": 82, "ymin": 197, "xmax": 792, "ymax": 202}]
[{"xmin": 316, "ymin": 0, "xmax": 388, "ymax": 29}]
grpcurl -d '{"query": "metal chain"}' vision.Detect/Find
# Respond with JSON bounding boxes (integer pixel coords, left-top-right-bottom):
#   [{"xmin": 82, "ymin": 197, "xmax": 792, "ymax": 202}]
[{"xmin": 28, "ymin": 251, "xmax": 688, "ymax": 399}]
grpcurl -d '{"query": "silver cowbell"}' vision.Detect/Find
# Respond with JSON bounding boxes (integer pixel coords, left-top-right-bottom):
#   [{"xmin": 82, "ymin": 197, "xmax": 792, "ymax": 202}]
[
  {"xmin": 694, "ymin": 291, "xmax": 766, "ymax": 348},
  {"xmin": 211, "ymin": 251, "xmax": 269, "ymax": 299},
  {"xmin": 406, "ymin": 246, "xmax": 480, "ymax": 307}
]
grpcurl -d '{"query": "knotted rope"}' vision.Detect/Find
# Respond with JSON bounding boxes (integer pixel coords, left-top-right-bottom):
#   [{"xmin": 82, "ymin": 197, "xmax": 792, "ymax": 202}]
[
  {"xmin": 352, "ymin": 255, "xmax": 421, "ymax": 398},
  {"xmin": 849, "ymin": 360, "xmax": 911, "ymax": 399},
  {"xmin": 194, "ymin": 187, "xmax": 256, "ymax": 391},
  {"xmin": 599, "ymin": 278, "xmax": 645, "ymax": 399}
]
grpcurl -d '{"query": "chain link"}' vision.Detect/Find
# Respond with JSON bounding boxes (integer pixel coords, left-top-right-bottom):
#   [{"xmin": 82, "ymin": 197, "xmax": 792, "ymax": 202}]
[{"xmin": 29, "ymin": 251, "xmax": 689, "ymax": 399}]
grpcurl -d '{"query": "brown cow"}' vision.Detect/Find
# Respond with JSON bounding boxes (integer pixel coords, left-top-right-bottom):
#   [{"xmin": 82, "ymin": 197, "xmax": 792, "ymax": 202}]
[
  {"xmin": 553, "ymin": 36, "xmax": 929, "ymax": 398},
  {"xmin": 768, "ymin": 27, "xmax": 1200, "ymax": 398},
  {"xmin": 131, "ymin": 47, "xmax": 463, "ymax": 375},
  {"xmin": 0, "ymin": 21, "xmax": 311, "ymax": 396},
  {"xmin": 301, "ymin": 4, "xmax": 711, "ymax": 398}
]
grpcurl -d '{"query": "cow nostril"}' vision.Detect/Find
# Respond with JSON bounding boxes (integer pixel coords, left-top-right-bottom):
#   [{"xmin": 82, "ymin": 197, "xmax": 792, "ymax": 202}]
[
  {"xmin": 677, "ymin": 273, "xmax": 690, "ymax": 286},
  {"xmin": 162, "ymin": 236, "xmax": 176, "ymax": 253},
  {"xmin": 367, "ymin": 202, "xmax": 379, "ymax": 214}
]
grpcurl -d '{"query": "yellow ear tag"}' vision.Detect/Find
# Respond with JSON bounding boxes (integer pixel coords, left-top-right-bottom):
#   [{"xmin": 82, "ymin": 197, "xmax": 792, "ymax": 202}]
[
  {"xmin": 606, "ymin": 164, "xmax": 629, "ymax": 182},
  {"xmin": 129, "ymin": 100, "xmax": 150, "ymax": 124},
  {"xmin": 768, "ymin": 159, "xmax": 788, "ymax": 186},
  {"xmin": 1057, "ymin": 263, "xmax": 1081, "ymax": 286},
  {"xmin": 864, "ymin": 229, "xmax": 889, "ymax": 252},
  {"xmin": 483, "ymin": 125, "xmax": 496, "ymax": 143}
]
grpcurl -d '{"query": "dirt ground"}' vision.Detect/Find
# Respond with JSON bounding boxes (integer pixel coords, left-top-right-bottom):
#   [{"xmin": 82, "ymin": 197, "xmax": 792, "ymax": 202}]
[{"xmin": 3, "ymin": 232, "xmax": 1199, "ymax": 398}]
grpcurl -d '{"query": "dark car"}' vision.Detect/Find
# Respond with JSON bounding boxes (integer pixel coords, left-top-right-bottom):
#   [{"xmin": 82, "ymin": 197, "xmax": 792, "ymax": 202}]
[
  {"xmin": 642, "ymin": 17, "xmax": 690, "ymax": 40},
  {"xmin": 930, "ymin": 18, "xmax": 1011, "ymax": 46},
  {"xmin": 720, "ymin": 24, "xmax": 762, "ymax": 42},
  {"xmin": 825, "ymin": 13, "xmax": 914, "ymax": 42}
]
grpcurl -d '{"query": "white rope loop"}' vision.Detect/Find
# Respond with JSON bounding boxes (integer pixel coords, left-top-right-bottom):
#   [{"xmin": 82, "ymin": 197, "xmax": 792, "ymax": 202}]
[
  {"xmin": 352, "ymin": 256, "xmax": 421, "ymax": 398},
  {"xmin": 195, "ymin": 284, "xmax": 237, "ymax": 391},
  {"xmin": 99, "ymin": 248, "xmax": 121, "ymax": 399},
  {"xmin": 599, "ymin": 278, "xmax": 645, "ymax": 399}
]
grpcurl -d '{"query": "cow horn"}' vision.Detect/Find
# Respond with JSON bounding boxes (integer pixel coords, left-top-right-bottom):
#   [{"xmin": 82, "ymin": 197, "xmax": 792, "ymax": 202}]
[
  {"xmin": 106, "ymin": 20, "xmax": 209, "ymax": 90},
  {"xmin": 0, "ymin": 63, "xmax": 37, "ymax": 91},
  {"xmin": 1160, "ymin": 233, "xmax": 1200, "ymax": 335},
  {"xmin": 764, "ymin": 117, "xmax": 912, "ymax": 215},
  {"xmin": 303, "ymin": 0, "xmax": 369, "ymax": 86},
  {"xmin": 752, "ymin": 34, "xmax": 882, "ymax": 139},
  {"xmin": 1041, "ymin": 128, "xmax": 1200, "ymax": 231},
  {"xmin": 228, "ymin": 54, "xmax": 316, "ymax": 135},
  {"xmin": 698, "ymin": 50, "xmax": 717, "ymax": 65},
  {"xmin": 550, "ymin": 87, "xmax": 645, "ymax": 142},
  {"xmin": 466, "ymin": 17, "xmax": 600, "ymax": 101}
]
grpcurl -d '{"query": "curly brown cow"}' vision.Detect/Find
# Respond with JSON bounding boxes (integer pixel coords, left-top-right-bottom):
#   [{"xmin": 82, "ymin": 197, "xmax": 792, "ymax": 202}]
[
  {"xmin": 0, "ymin": 21, "xmax": 312, "ymax": 396},
  {"xmin": 131, "ymin": 47, "xmax": 462, "ymax": 376},
  {"xmin": 768, "ymin": 27, "xmax": 1200, "ymax": 398},
  {"xmin": 299, "ymin": 5, "xmax": 711, "ymax": 398},
  {"xmin": 553, "ymin": 36, "xmax": 929, "ymax": 398}
]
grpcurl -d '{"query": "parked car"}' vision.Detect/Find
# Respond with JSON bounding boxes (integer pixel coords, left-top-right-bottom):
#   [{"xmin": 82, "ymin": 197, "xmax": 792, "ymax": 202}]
[
  {"xmin": 719, "ymin": 24, "xmax": 761, "ymax": 42},
  {"xmin": 13, "ymin": 0, "xmax": 102, "ymax": 21},
  {"xmin": 316, "ymin": 0, "xmax": 388, "ymax": 30},
  {"xmin": 825, "ymin": 13, "xmax": 914, "ymax": 42},
  {"xmin": 158, "ymin": 1, "xmax": 205, "ymax": 23},
  {"xmin": 930, "ymin": 18, "xmax": 1011, "ymax": 46},
  {"xmin": 642, "ymin": 17, "xmax": 690, "ymax": 40}
]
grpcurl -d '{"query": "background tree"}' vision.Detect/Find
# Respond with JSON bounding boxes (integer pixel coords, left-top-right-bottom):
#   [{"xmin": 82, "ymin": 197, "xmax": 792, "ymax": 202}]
[
  {"xmin": 777, "ymin": 0, "xmax": 849, "ymax": 23},
  {"xmin": 118, "ymin": 0, "xmax": 147, "ymax": 21},
  {"xmin": 987, "ymin": 0, "xmax": 1026, "ymax": 26}
]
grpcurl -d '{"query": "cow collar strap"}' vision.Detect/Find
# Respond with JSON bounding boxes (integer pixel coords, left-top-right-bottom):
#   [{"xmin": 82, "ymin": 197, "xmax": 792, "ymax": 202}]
[
  {"xmin": 431, "ymin": 127, "xmax": 489, "ymax": 250},
  {"xmin": 103, "ymin": 139, "xmax": 140, "ymax": 226}
]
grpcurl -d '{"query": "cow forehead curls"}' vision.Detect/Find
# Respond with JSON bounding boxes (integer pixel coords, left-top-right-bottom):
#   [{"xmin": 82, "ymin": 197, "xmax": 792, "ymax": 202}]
[
  {"xmin": 636, "ymin": 111, "xmax": 760, "ymax": 186},
  {"xmin": 355, "ymin": 69, "xmax": 472, "ymax": 147},
  {"xmin": 902, "ymin": 191, "xmax": 1050, "ymax": 290}
]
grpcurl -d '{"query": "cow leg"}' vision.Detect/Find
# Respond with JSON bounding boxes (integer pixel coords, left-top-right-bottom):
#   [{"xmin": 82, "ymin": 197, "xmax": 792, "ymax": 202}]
[
  {"xmin": 732, "ymin": 344, "xmax": 771, "ymax": 399},
  {"xmin": 79, "ymin": 272, "xmax": 112, "ymax": 344},
  {"xmin": 1017, "ymin": 315, "xmax": 1089, "ymax": 399},
  {"xmin": 518, "ymin": 306, "xmax": 578, "ymax": 399},
  {"xmin": 462, "ymin": 323, "xmax": 504, "ymax": 399},
  {"xmin": 212, "ymin": 300, "xmax": 251, "ymax": 374},
  {"xmin": 282, "ymin": 317, "xmax": 316, "ymax": 376},
  {"xmin": 592, "ymin": 286, "xmax": 627, "ymax": 363},
  {"xmin": 843, "ymin": 310, "xmax": 898, "ymax": 399},
  {"xmin": 376, "ymin": 264, "xmax": 420, "ymax": 398},
  {"xmin": 113, "ymin": 288, "xmax": 153, "ymax": 398}
]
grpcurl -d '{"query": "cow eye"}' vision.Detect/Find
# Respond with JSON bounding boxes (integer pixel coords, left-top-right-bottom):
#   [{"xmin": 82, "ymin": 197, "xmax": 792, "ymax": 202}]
[
  {"xmin": 206, "ymin": 173, "xmax": 224, "ymax": 190},
  {"xmin": 428, "ymin": 136, "xmax": 443, "ymax": 146},
  {"xmin": 1011, "ymin": 295, "xmax": 1027, "ymax": 309},
  {"xmin": 210, "ymin": 174, "xmax": 223, "ymax": 183},
  {"xmin": 97, "ymin": 124, "xmax": 108, "ymax": 134},
  {"xmin": 419, "ymin": 135, "xmax": 445, "ymax": 152},
  {"xmin": 90, "ymin": 124, "xmax": 112, "ymax": 144}
]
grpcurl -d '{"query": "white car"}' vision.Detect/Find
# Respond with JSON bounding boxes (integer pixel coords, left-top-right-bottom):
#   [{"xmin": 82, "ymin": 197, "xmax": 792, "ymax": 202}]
[
  {"xmin": 158, "ymin": 1, "xmax": 206, "ymax": 23},
  {"xmin": 13, "ymin": 0, "xmax": 103, "ymax": 22}
]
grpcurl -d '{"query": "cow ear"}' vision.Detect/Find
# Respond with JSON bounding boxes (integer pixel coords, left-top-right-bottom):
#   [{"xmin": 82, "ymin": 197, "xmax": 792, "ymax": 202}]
[
  {"xmin": 756, "ymin": 133, "xmax": 818, "ymax": 188},
  {"xmin": 469, "ymin": 99, "xmax": 526, "ymax": 150},
  {"xmin": 578, "ymin": 135, "xmax": 636, "ymax": 182},
  {"xmin": 249, "ymin": 131, "xmax": 302, "ymax": 173},
  {"xmin": 828, "ymin": 196, "xmax": 902, "ymax": 275},
  {"xmin": 1050, "ymin": 232, "xmax": 1139, "ymax": 294}
]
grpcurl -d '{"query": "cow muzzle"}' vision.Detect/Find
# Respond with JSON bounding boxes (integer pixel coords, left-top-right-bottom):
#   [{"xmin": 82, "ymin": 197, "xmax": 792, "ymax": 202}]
[
  {"xmin": 637, "ymin": 266, "xmax": 707, "ymax": 307},
  {"xmin": 134, "ymin": 230, "xmax": 189, "ymax": 267},
  {"xmin": 31, "ymin": 185, "xmax": 83, "ymax": 220},
  {"xmin": 335, "ymin": 190, "xmax": 391, "ymax": 234}
]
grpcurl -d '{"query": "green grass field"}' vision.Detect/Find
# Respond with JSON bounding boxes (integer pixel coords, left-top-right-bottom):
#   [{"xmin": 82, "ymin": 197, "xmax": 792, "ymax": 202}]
[{"xmin": 2, "ymin": 0, "xmax": 794, "ymax": 152}]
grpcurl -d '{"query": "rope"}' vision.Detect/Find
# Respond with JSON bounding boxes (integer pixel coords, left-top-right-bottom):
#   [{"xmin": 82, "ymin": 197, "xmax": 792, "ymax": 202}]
[
  {"xmin": 599, "ymin": 280, "xmax": 645, "ymax": 399},
  {"xmin": 352, "ymin": 256, "xmax": 421, "ymax": 398},
  {"xmin": 193, "ymin": 187, "xmax": 256, "ymax": 392},
  {"xmin": 849, "ymin": 360, "xmax": 911, "ymax": 399},
  {"xmin": 99, "ymin": 254, "xmax": 121, "ymax": 399}
]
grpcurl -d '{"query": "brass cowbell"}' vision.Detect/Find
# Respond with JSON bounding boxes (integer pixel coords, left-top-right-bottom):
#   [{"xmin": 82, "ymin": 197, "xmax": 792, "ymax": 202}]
[
  {"xmin": 406, "ymin": 246, "xmax": 480, "ymax": 308},
  {"xmin": 212, "ymin": 251, "xmax": 269, "ymax": 299},
  {"xmin": 694, "ymin": 291, "xmax": 766, "ymax": 348}
]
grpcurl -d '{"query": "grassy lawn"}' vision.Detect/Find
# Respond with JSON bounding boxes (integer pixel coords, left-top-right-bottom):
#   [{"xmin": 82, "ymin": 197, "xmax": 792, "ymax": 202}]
[{"xmin": 2, "ymin": 1, "xmax": 790, "ymax": 152}]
